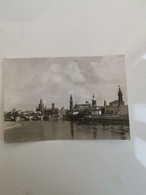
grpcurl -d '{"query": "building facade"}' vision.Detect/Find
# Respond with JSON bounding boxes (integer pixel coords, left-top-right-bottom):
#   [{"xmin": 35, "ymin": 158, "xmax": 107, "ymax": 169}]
[
  {"xmin": 69, "ymin": 94, "xmax": 102, "ymax": 115},
  {"xmin": 69, "ymin": 87, "xmax": 128, "ymax": 117},
  {"xmin": 104, "ymin": 87, "xmax": 128, "ymax": 116},
  {"xmin": 36, "ymin": 99, "xmax": 45, "ymax": 112}
]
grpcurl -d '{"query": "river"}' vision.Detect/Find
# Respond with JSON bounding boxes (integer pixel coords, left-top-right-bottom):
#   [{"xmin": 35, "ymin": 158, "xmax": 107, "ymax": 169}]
[{"xmin": 4, "ymin": 120, "xmax": 130, "ymax": 143}]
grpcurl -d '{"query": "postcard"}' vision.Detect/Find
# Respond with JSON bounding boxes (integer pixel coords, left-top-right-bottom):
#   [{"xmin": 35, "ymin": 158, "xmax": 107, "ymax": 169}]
[{"xmin": 4, "ymin": 55, "xmax": 130, "ymax": 143}]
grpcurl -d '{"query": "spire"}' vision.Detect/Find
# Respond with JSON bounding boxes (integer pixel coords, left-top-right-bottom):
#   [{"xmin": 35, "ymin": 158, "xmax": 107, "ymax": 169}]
[
  {"xmin": 70, "ymin": 94, "xmax": 73, "ymax": 111},
  {"xmin": 118, "ymin": 86, "xmax": 123, "ymax": 107},
  {"xmin": 70, "ymin": 94, "xmax": 73, "ymax": 101},
  {"xmin": 52, "ymin": 102, "xmax": 55, "ymax": 109},
  {"xmin": 92, "ymin": 93, "xmax": 97, "ymax": 107},
  {"xmin": 104, "ymin": 100, "xmax": 106, "ymax": 114}
]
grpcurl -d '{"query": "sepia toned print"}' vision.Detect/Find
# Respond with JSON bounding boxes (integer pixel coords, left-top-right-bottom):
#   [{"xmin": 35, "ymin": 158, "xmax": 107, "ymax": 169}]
[{"xmin": 4, "ymin": 56, "xmax": 130, "ymax": 143}]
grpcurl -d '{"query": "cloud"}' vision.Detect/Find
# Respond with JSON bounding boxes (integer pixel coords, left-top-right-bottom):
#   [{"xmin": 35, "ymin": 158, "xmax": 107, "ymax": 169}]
[
  {"xmin": 4, "ymin": 56, "xmax": 128, "ymax": 111},
  {"xmin": 89, "ymin": 56, "xmax": 126, "ymax": 85},
  {"xmin": 63, "ymin": 61, "xmax": 86, "ymax": 84}
]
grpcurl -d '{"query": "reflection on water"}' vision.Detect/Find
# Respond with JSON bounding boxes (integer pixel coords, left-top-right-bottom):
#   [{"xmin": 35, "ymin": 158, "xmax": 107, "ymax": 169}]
[
  {"xmin": 70, "ymin": 122, "xmax": 74, "ymax": 140},
  {"xmin": 4, "ymin": 120, "xmax": 130, "ymax": 143}
]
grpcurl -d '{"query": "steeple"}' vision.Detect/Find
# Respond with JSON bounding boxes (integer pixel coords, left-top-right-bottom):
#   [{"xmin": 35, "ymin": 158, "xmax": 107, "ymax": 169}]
[
  {"xmin": 104, "ymin": 100, "xmax": 106, "ymax": 114},
  {"xmin": 70, "ymin": 94, "xmax": 73, "ymax": 111},
  {"xmin": 92, "ymin": 93, "xmax": 97, "ymax": 107},
  {"xmin": 118, "ymin": 86, "xmax": 123, "ymax": 107},
  {"xmin": 52, "ymin": 102, "xmax": 55, "ymax": 114},
  {"xmin": 52, "ymin": 102, "xmax": 55, "ymax": 110},
  {"xmin": 70, "ymin": 94, "xmax": 73, "ymax": 101}
]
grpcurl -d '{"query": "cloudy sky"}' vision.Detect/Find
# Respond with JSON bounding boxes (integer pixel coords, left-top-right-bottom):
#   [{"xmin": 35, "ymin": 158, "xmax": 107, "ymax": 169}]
[{"xmin": 4, "ymin": 55, "xmax": 128, "ymax": 111}]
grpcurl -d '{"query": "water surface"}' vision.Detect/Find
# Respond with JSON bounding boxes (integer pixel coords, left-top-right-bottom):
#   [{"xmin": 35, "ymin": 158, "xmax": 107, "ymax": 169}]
[{"xmin": 4, "ymin": 120, "xmax": 130, "ymax": 143}]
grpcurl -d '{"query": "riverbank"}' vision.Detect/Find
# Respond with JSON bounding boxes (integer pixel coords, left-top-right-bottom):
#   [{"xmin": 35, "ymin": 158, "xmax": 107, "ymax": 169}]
[{"xmin": 4, "ymin": 121, "xmax": 22, "ymax": 130}]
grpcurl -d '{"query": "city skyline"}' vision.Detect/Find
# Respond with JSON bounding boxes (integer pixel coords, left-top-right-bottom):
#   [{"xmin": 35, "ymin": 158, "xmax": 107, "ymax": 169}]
[{"xmin": 4, "ymin": 55, "xmax": 128, "ymax": 111}]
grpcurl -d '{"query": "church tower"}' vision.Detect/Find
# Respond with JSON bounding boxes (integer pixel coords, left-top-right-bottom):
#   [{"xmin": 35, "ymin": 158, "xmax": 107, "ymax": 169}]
[
  {"xmin": 38, "ymin": 99, "xmax": 44, "ymax": 112},
  {"xmin": 52, "ymin": 102, "xmax": 55, "ymax": 110},
  {"xmin": 104, "ymin": 100, "xmax": 106, "ymax": 114},
  {"xmin": 118, "ymin": 87, "xmax": 123, "ymax": 107},
  {"xmin": 52, "ymin": 103, "xmax": 55, "ymax": 114},
  {"xmin": 92, "ymin": 94, "xmax": 97, "ymax": 107},
  {"xmin": 70, "ymin": 94, "xmax": 73, "ymax": 111}
]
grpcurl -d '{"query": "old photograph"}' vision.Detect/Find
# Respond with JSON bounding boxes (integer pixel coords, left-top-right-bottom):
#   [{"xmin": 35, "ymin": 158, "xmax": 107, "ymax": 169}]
[{"xmin": 4, "ymin": 56, "xmax": 130, "ymax": 143}]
